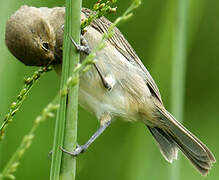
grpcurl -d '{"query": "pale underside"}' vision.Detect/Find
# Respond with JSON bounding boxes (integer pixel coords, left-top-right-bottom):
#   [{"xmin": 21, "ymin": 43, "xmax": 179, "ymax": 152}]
[{"xmin": 79, "ymin": 26, "xmax": 155, "ymax": 122}]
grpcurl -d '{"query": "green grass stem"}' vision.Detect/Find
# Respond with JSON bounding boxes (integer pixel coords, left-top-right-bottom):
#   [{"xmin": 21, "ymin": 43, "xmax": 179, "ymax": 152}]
[
  {"xmin": 60, "ymin": 0, "xmax": 81, "ymax": 179},
  {"xmin": 50, "ymin": 0, "xmax": 81, "ymax": 179}
]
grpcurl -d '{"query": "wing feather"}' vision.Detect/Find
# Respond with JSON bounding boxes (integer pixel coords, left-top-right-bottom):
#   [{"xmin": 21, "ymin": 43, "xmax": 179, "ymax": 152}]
[{"xmin": 82, "ymin": 8, "xmax": 163, "ymax": 104}]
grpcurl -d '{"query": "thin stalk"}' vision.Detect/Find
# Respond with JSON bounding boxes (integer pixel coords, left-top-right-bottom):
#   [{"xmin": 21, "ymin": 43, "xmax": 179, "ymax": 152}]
[
  {"xmin": 50, "ymin": 0, "xmax": 81, "ymax": 179},
  {"xmin": 60, "ymin": 0, "xmax": 81, "ymax": 179},
  {"xmin": 0, "ymin": 67, "xmax": 51, "ymax": 140},
  {"xmin": 170, "ymin": 0, "xmax": 188, "ymax": 180},
  {"xmin": 0, "ymin": 99, "xmax": 59, "ymax": 180}
]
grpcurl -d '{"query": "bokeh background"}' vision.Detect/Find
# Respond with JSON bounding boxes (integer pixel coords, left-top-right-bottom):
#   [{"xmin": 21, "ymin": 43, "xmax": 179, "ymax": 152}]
[{"xmin": 0, "ymin": 0, "xmax": 218, "ymax": 180}]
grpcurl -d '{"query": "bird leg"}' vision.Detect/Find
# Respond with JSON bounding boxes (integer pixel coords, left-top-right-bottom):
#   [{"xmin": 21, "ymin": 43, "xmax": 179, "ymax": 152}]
[{"xmin": 61, "ymin": 112, "xmax": 111, "ymax": 156}]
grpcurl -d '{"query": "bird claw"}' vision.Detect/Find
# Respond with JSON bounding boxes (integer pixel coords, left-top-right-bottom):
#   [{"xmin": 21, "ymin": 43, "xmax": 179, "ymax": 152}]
[
  {"xmin": 60, "ymin": 144, "xmax": 86, "ymax": 157},
  {"xmin": 69, "ymin": 35, "xmax": 91, "ymax": 55}
]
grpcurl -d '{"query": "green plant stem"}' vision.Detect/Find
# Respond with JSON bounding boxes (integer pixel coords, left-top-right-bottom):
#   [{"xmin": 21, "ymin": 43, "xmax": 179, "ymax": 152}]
[
  {"xmin": 60, "ymin": 0, "xmax": 81, "ymax": 179},
  {"xmin": 170, "ymin": 0, "xmax": 188, "ymax": 180},
  {"xmin": 0, "ymin": 98, "xmax": 59, "ymax": 180},
  {"xmin": 50, "ymin": 0, "xmax": 81, "ymax": 179},
  {"xmin": 0, "ymin": 67, "xmax": 51, "ymax": 140}
]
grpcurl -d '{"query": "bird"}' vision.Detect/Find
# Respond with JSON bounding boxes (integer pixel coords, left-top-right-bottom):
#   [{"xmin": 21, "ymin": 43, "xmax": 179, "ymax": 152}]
[{"xmin": 5, "ymin": 5, "xmax": 216, "ymax": 176}]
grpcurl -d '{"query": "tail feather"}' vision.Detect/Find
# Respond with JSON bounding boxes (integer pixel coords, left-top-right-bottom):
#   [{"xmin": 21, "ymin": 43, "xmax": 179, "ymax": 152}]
[
  {"xmin": 147, "ymin": 126, "xmax": 178, "ymax": 162},
  {"xmin": 162, "ymin": 110, "xmax": 216, "ymax": 162},
  {"xmin": 147, "ymin": 108, "xmax": 216, "ymax": 176}
]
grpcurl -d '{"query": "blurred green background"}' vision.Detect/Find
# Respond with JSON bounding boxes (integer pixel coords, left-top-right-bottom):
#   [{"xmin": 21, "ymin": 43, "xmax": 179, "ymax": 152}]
[{"xmin": 0, "ymin": 0, "xmax": 218, "ymax": 180}]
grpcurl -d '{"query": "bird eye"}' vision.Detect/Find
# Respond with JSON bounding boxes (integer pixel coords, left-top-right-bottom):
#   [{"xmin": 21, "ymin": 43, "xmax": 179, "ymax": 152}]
[{"xmin": 42, "ymin": 42, "xmax": 49, "ymax": 51}]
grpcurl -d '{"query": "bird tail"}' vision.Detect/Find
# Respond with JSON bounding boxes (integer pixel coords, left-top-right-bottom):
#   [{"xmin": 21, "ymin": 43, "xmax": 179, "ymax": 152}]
[{"xmin": 147, "ymin": 108, "xmax": 216, "ymax": 176}]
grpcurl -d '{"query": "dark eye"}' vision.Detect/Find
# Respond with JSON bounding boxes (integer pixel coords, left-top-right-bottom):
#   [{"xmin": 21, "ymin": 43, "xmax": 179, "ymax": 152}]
[{"xmin": 42, "ymin": 42, "xmax": 49, "ymax": 51}]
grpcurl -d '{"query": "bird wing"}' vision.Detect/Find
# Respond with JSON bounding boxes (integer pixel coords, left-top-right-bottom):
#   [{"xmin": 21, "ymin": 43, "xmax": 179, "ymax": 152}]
[{"xmin": 82, "ymin": 8, "xmax": 163, "ymax": 104}]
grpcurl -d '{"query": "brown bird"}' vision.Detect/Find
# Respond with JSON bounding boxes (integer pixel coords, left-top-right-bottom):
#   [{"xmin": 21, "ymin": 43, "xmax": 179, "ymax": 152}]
[{"xmin": 5, "ymin": 5, "xmax": 216, "ymax": 176}]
